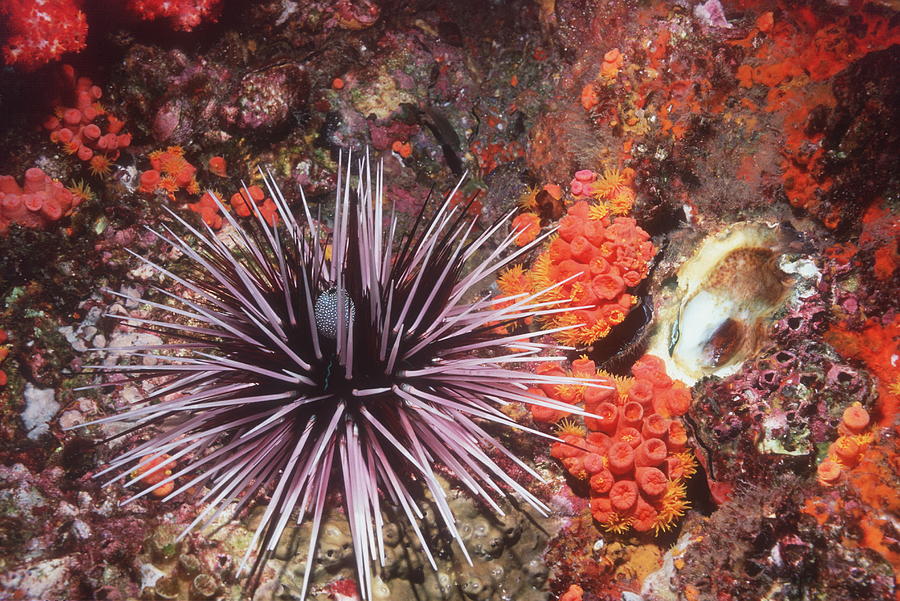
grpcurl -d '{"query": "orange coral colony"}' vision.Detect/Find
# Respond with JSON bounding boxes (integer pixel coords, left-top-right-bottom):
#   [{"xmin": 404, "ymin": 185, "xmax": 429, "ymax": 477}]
[
  {"xmin": 816, "ymin": 403, "xmax": 874, "ymax": 486},
  {"xmin": 144, "ymin": 146, "xmax": 200, "ymax": 195},
  {"xmin": 503, "ymin": 198, "xmax": 653, "ymax": 347},
  {"xmin": 536, "ymin": 355, "xmax": 696, "ymax": 534},
  {"xmin": 44, "ymin": 66, "xmax": 132, "ymax": 169}
]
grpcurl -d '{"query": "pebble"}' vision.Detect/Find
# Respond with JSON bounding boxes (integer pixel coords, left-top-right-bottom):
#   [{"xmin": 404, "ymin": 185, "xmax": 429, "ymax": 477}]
[
  {"xmin": 58, "ymin": 410, "xmax": 83, "ymax": 430},
  {"xmin": 21, "ymin": 383, "xmax": 60, "ymax": 440},
  {"xmin": 71, "ymin": 519, "xmax": 92, "ymax": 540}
]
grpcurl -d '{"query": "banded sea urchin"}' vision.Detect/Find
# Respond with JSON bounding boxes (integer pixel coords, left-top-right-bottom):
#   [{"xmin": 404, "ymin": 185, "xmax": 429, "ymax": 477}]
[{"xmin": 77, "ymin": 152, "xmax": 607, "ymax": 598}]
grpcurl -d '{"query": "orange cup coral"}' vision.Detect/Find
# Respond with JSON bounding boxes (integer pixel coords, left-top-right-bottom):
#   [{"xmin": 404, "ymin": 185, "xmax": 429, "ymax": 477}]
[
  {"xmin": 501, "ymin": 199, "xmax": 654, "ymax": 346},
  {"xmin": 817, "ymin": 402, "xmax": 874, "ymax": 486},
  {"xmin": 540, "ymin": 355, "xmax": 696, "ymax": 534},
  {"xmin": 511, "ymin": 212, "xmax": 541, "ymax": 247}
]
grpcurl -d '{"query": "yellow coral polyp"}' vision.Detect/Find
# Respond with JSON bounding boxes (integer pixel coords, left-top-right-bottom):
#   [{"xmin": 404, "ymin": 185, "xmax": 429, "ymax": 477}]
[
  {"xmin": 553, "ymin": 312, "xmax": 612, "ymax": 347},
  {"xmin": 528, "ymin": 251, "xmax": 554, "ymax": 291},
  {"xmin": 601, "ymin": 513, "xmax": 634, "ymax": 534},
  {"xmin": 588, "ymin": 203, "xmax": 611, "ymax": 221},
  {"xmin": 66, "ymin": 179, "xmax": 95, "ymax": 203},
  {"xmin": 159, "ymin": 175, "xmax": 179, "ymax": 193},
  {"xmin": 556, "ymin": 418, "xmax": 587, "ymax": 437},
  {"xmin": 518, "ymin": 187, "xmax": 540, "ymax": 212},
  {"xmin": 498, "ymin": 264, "xmax": 531, "ymax": 298},
  {"xmin": 555, "ymin": 383, "xmax": 586, "ymax": 404},
  {"xmin": 89, "ymin": 154, "xmax": 111, "ymax": 177},
  {"xmin": 591, "ymin": 167, "xmax": 633, "ymax": 200},
  {"xmin": 673, "ymin": 451, "xmax": 698, "ymax": 480},
  {"xmin": 610, "ymin": 188, "xmax": 636, "ymax": 214},
  {"xmin": 653, "ymin": 481, "xmax": 691, "ymax": 535}
]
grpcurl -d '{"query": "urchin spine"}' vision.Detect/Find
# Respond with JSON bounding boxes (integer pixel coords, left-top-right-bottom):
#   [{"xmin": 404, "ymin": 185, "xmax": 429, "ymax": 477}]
[{"xmin": 75, "ymin": 151, "xmax": 610, "ymax": 600}]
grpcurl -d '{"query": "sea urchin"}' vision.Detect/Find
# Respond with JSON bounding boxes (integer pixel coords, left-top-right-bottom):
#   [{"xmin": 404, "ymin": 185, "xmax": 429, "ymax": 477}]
[{"xmin": 77, "ymin": 152, "xmax": 604, "ymax": 598}]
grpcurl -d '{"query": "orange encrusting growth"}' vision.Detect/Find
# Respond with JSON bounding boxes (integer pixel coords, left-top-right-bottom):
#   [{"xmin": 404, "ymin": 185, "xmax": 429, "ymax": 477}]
[
  {"xmin": 539, "ymin": 355, "xmax": 695, "ymax": 535},
  {"xmin": 825, "ymin": 317, "xmax": 899, "ymax": 427},
  {"xmin": 729, "ymin": 10, "xmax": 900, "ymax": 223},
  {"xmin": 132, "ymin": 454, "xmax": 175, "ymax": 498},
  {"xmin": 803, "ymin": 411, "xmax": 900, "ymax": 582}
]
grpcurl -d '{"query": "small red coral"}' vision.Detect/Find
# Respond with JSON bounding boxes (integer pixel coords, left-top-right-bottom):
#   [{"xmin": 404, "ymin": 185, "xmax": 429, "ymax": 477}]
[
  {"xmin": 138, "ymin": 170, "xmax": 160, "ymax": 194},
  {"xmin": 228, "ymin": 185, "xmax": 279, "ymax": 226},
  {"xmin": 1, "ymin": 0, "xmax": 87, "ymax": 70},
  {"xmin": 127, "ymin": 0, "xmax": 222, "ymax": 31},
  {"xmin": 208, "ymin": 156, "xmax": 228, "ymax": 177},
  {"xmin": 132, "ymin": 454, "xmax": 175, "ymax": 498},
  {"xmin": 188, "ymin": 192, "xmax": 224, "ymax": 230}
]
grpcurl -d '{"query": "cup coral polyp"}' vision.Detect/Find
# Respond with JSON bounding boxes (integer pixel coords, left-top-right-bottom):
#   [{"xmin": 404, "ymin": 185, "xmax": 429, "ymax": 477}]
[
  {"xmin": 0, "ymin": 167, "xmax": 80, "ymax": 235},
  {"xmin": 817, "ymin": 402, "xmax": 874, "ymax": 486},
  {"xmin": 187, "ymin": 192, "xmax": 225, "ymax": 230},
  {"xmin": 504, "ymin": 200, "xmax": 654, "ymax": 346},
  {"xmin": 44, "ymin": 66, "xmax": 131, "ymax": 173},
  {"xmin": 511, "ymin": 212, "xmax": 542, "ymax": 247},
  {"xmin": 146, "ymin": 146, "xmax": 199, "ymax": 195},
  {"xmin": 132, "ymin": 454, "xmax": 176, "ymax": 498},
  {"xmin": 539, "ymin": 355, "xmax": 696, "ymax": 534},
  {"xmin": 229, "ymin": 185, "xmax": 279, "ymax": 225}
]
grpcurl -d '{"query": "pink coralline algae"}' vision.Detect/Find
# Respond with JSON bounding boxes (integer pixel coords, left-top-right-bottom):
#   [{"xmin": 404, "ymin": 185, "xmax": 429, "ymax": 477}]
[
  {"xmin": 127, "ymin": 0, "xmax": 222, "ymax": 31},
  {"xmin": 43, "ymin": 66, "xmax": 132, "ymax": 175},
  {"xmin": 235, "ymin": 63, "xmax": 309, "ymax": 132},
  {"xmin": 0, "ymin": 0, "xmax": 88, "ymax": 70},
  {"xmin": 0, "ymin": 167, "xmax": 80, "ymax": 234}
]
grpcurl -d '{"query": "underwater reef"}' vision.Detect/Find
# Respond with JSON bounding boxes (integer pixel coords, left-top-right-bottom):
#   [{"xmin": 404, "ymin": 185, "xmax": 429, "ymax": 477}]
[{"xmin": 0, "ymin": 1, "xmax": 898, "ymax": 600}]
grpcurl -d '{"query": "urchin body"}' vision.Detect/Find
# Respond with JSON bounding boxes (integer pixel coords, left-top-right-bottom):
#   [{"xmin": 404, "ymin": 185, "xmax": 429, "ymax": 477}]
[{"xmin": 80, "ymin": 152, "xmax": 600, "ymax": 599}]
